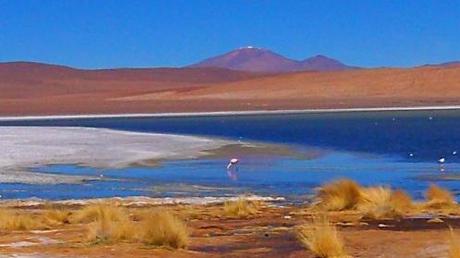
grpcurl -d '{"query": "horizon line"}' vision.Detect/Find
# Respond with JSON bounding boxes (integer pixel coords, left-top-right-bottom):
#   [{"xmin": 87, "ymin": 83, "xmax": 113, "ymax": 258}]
[{"xmin": 1, "ymin": 105, "xmax": 460, "ymax": 122}]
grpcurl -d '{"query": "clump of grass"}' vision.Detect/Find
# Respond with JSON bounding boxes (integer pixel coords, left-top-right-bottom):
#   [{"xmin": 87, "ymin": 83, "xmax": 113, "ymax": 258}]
[
  {"xmin": 314, "ymin": 180, "xmax": 415, "ymax": 219},
  {"xmin": 75, "ymin": 204, "xmax": 132, "ymax": 243},
  {"xmin": 0, "ymin": 209, "xmax": 44, "ymax": 231},
  {"xmin": 358, "ymin": 186, "xmax": 402, "ymax": 219},
  {"xmin": 43, "ymin": 209, "xmax": 72, "ymax": 226},
  {"xmin": 140, "ymin": 210, "xmax": 189, "ymax": 249},
  {"xmin": 297, "ymin": 216, "xmax": 350, "ymax": 258},
  {"xmin": 83, "ymin": 206, "xmax": 189, "ymax": 249},
  {"xmin": 71, "ymin": 203, "xmax": 127, "ymax": 224},
  {"xmin": 425, "ymin": 184, "xmax": 457, "ymax": 209},
  {"xmin": 448, "ymin": 227, "xmax": 460, "ymax": 258},
  {"xmin": 87, "ymin": 217, "xmax": 134, "ymax": 243},
  {"xmin": 223, "ymin": 198, "xmax": 259, "ymax": 218},
  {"xmin": 389, "ymin": 189, "xmax": 413, "ymax": 212},
  {"xmin": 315, "ymin": 179, "xmax": 362, "ymax": 211}
]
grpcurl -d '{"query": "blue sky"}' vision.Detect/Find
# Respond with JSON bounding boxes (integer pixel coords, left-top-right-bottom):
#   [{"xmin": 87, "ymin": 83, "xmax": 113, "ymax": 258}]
[{"xmin": 0, "ymin": 0, "xmax": 459, "ymax": 69}]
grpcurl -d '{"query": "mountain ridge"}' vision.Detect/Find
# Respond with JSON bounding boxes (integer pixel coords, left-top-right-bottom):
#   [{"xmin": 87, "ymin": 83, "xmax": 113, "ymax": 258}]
[{"xmin": 188, "ymin": 47, "xmax": 357, "ymax": 72}]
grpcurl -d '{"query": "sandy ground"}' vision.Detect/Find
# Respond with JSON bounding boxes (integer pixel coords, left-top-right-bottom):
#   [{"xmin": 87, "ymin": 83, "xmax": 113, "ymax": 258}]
[
  {"xmin": 0, "ymin": 127, "xmax": 231, "ymax": 184},
  {"xmin": 0, "ymin": 200, "xmax": 458, "ymax": 258}
]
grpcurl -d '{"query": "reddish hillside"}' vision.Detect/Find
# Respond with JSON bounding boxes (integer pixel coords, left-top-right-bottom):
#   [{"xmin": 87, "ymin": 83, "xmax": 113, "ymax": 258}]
[
  {"xmin": 2, "ymin": 61, "xmax": 460, "ymax": 116},
  {"xmin": 110, "ymin": 66, "xmax": 460, "ymax": 113},
  {"xmin": 0, "ymin": 61, "xmax": 265, "ymax": 83},
  {"xmin": 0, "ymin": 62, "xmax": 268, "ymax": 99}
]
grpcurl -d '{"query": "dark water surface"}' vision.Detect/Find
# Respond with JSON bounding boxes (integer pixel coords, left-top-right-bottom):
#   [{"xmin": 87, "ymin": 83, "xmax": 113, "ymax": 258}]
[{"xmin": 2, "ymin": 110, "xmax": 460, "ymax": 201}]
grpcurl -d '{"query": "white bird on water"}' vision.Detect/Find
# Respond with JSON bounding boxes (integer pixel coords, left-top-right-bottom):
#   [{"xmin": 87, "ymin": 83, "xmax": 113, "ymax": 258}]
[
  {"xmin": 439, "ymin": 157, "xmax": 446, "ymax": 163},
  {"xmin": 227, "ymin": 158, "xmax": 239, "ymax": 170}
]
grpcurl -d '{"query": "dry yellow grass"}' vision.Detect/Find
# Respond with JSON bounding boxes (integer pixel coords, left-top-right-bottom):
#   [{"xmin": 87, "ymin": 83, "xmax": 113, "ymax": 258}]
[
  {"xmin": 358, "ymin": 187, "xmax": 402, "ymax": 219},
  {"xmin": 389, "ymin": 189, "xmax": 413, "ymax": 212},
  {"xmin": 223, "ymin": 198, "xmax": 259, "ymax": 218},
  {"xmin": 297, "ymin": 216, "xmax": 350, "ymax": 258},
  {"xmin": 81, "ymin": 204, "xmax": 133, "ymax": 243},
  {"xmin": 314, "ymin": 180, "xmax": 416, "ymax": 219},
  {"xmin": 449, "ymin": 227, "xmax": 460, "ymax": 258},
  {"xmin": 140, "ymin": 210, "xmax": 189, "ymax": 249},
  {"xmin": 0, "ymin": 209, "xmax": 44, "ymax": 231},
  {"xmin": 72, "ymin": 203, "xmax": 127, "ymax": 224},
  {"xmin": 315, "ymin": 179, "xmax": 362, "ymax": 211},
  {"xmin": 43, "ymin": 209, "xmax": 72, "ymax": 226},
  {"xmin": 425, "ymin": 184, "xmax": 457, "ymax": 209},
  {"xmin": 87, "ymin": 217, "xmax": 135, "ymax": 243},
  {"xmin": 82, "ymin": 206, "xmax": 189, "ymax": 249}
]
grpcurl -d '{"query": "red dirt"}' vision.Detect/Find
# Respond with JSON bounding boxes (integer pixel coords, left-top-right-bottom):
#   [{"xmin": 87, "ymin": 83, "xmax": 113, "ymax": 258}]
[
  {"xmin": 0, "ymin": 204, "xmax": 457, "ymax": 257},
  {"xmin": 1, "ymin": 62, "xmax": 460, "ymax": 116}
]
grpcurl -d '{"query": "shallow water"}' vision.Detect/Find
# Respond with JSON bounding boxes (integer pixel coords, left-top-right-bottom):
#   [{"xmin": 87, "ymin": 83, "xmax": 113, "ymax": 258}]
[{"xmin": 2, "ymin": 110, "xmax": 460, "ymax": 201}]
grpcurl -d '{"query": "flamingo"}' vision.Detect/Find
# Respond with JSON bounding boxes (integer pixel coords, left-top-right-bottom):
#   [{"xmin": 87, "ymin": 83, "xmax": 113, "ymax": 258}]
[{"xmin": 227, "ymin": 158, "xmax": 239, "ymax": 169}]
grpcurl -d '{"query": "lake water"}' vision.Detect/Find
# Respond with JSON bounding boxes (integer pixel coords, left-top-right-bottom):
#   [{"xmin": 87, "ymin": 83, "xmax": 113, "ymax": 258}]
[{"xmin": 2, "ymin": 110, "xmax": 460, "ymax": 202}]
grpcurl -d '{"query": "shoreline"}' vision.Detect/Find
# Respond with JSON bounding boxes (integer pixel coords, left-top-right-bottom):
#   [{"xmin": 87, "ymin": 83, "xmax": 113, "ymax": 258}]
[
  {"xmin": 1, "ymin": 105, "xmax": 460, "ymax": 121},
  {"xmin": 0, "ymin": 195, "xmax": 286, "ymax": 207},
  {"xmin": 0, "ymin": 127, "xmax": 231, "ymax": 184}
]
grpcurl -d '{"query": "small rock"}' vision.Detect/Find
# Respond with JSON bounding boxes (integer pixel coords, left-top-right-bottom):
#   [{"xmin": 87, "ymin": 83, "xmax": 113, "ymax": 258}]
[
  {"xmin": 283, "ymin": 215, "xmax": 292, "ymax": 219},
  {"xmin": 378, "ymin": 223, "xmax": 394, "ymax": 228},
  {"xmin": 427, "ymin": 217, "xmax": 444, "ymax": 223},
  {"xmin": 336, "ymin": 222, "xmax": 356, "ymax": 227}
]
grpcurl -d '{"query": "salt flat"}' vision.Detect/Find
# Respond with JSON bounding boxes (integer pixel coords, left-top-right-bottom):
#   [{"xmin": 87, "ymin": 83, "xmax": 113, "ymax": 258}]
[{"xmin": 0, "ymin": 127, "xmax": 230, "ymax": 184}]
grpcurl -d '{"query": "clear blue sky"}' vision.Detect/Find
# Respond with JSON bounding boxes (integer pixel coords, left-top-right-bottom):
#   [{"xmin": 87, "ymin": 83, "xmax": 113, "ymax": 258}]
[{"xmin": 1, "ymin": 0, "xmax": 459, "ymax": 69}]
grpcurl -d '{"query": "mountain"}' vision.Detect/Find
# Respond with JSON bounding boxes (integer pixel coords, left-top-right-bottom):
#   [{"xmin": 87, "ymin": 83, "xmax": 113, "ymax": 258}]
[
  {"xmin": 299, "ymin": 55, "xmax": 355, "ymax": 71},
  {"xmin": 188, "ymin": 47, "xmax": 356, "ymax": 72}
]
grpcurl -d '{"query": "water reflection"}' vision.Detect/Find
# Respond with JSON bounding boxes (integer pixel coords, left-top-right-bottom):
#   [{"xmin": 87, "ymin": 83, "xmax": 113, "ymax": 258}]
[{"xmin": 226, "ymin": 159, "xmax": 239, "ymax": 181}]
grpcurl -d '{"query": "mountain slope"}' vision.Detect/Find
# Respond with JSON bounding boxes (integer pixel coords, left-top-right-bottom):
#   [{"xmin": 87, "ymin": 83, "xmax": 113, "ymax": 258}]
[
  {"xmin": 188, "ymin": 47, "xmax": 298, "ymax": 73},
  {"xmin": 0, "ymin": 61, "xmax": 270, "ymax": 101},
  {"xmin": 0, "ymin": 61, "xmax": 265, "ymax": 83},
  {"xmin": 299, "ymin": 55, "xmax": 355, "ymax": 71},
  {"xmin": 421, "ymin": 61, "xmax": 460, "ymax": 68},
  {"xmin": 188, "ymin": 47, "xmax": 355, "ymax": 72}
]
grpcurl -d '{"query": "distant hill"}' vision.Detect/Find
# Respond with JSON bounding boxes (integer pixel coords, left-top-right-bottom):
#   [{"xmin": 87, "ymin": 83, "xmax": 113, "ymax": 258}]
[
  {"xmin": 2, "ymin": 59, "xmax": 460, "ymax": 116},
  {"xmin": 420, "ymin": 61, "xmax": 460, "ymax": 68},
  {"xmin": 0, "ymin": 61, "xmax": 271, "ymax": 107},
  {"xmin": 188, "ymin": 47, "xmax": 356, "ymax": 72},
  {"xmin": 0, "ymin": 61, "xmax": 265, "ymax": 84}
]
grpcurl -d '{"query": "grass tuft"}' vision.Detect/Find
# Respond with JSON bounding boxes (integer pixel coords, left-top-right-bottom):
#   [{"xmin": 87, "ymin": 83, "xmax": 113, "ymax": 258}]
[
  {"xmin": 72, "ymin": 203, "xmax": 127, "ymax": 224},
  {"xmin": 140, "ymin": 210, "xmax": 189, "ymax": 249},
  {"xmin": 358, "ymin": 187, "xmax": 402, "ymax": 219},
  {"xmin": 0, "ymin": 209, "xmax": 44, "ymax": 231},
  {"xmin": 83, "ymin": 204, "xmax": 132, "ymax": 243},
  {"xmin": 44, "ymin": 209, "xmax": 72, "ymax": 226},
  {"xmin": 389, "ymin": 189, "xmax": 413, "ymax": 212},
  {"xmin": 223, "ymin": 198, "xmax": 259, "ymax": 218},
  {"xmin": 297, "ymin": 215, "xmax": 350, "ymax": 258},
  {"xmin": 315, "ymin": 180, "xmax": 415, "ymax": 218},
  {"xmin": 315, "ymin": 179, "xmax": 363, "ymax": 211},
  {"xmin": 87, "ymin": 218, "xmax": 135, "ymax": 243},
  {"xmin": 425, "ymin": 184, "xmax": 457, "ymax": 209},
  {"xmin": 83, "ymin": 206, "xmax": 189, "ymax": 249}
]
